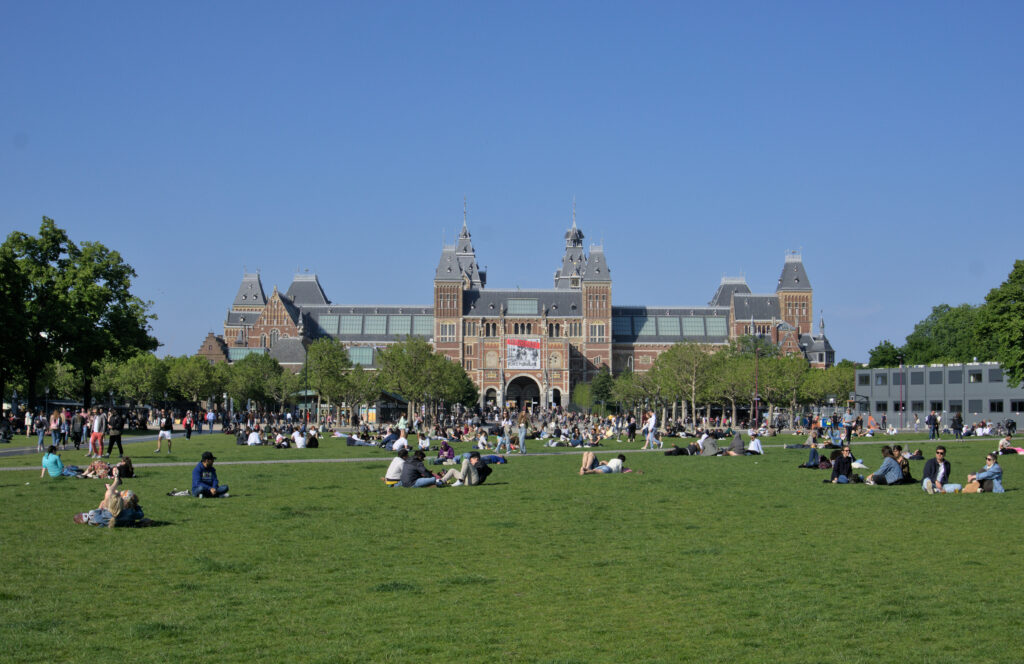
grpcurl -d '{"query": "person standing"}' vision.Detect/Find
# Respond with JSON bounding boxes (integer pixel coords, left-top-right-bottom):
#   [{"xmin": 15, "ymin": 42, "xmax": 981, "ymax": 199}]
[
  {"xmin": 89, "ymin": 408, "xmax": 107, "ymax": 459},
  {"xmin": 842, "ymin": 408, "xmax": 856, "ymax": 444},
  {"xmin": 154, "ymin": 409, "xmax": 173, "ymax": 454},
  {"xmin": 628, "ymin": 414, "xmax": 637, "ymax": 443},
  {"xmin": 925, "ymin": 410, "xmax": 940, "ymax": 440},
  {"xmin": 206, "ymin": 409, "xmax": 216, "ymax": 434},
  {"xmin": 183, "ymin": 411, "xmax": 193, "ymax": 440},
  {"xmin": 105, "ymin": 408, "xmax": 124, "ymax": 458},
  {"xmin": 495, "ymin": 412, "xmax": 512, "ymax": 454},
  {"xmin": 951, "ymin": 411, "xmax": 964, "ymax": 440},
  {"xmin": 517, "ymin": 409, "xmax": 530, "ymax": 455},
  {"xmin": 642, "ymin": 410, "xmax": 657, "ymax": 450}
]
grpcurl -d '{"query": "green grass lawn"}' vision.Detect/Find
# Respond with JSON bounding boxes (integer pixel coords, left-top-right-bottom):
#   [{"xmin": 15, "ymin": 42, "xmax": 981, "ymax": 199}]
[{"xmin": 1, "ymin": 434, "xmax": 1020, "ymax": 663}]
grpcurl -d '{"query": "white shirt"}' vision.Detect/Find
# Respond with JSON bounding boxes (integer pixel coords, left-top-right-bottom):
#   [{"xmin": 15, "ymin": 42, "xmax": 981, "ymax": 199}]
[
  {"xmin": 292, "ymin": 430, "xmax": 306, "ymax": 448},
  {"xmin": 385, "ymin": 456, "xmax": 405, "ymax": 481},
  {"xmin": 747, "ymin": 437, "xmax": 763, "ymax": 454},
  {"xmin": 418, "ymin": 435, "xmax": 431, "ymax": 450},
  {"xmin": 393, "ymin": 436, "xmax": 409, "ymax": 451},
  {"xmin": 606, "ymin": 458, "xmax": 624, "ymax": 473},
  {"xmin": 246, "ymin": 431, "xmax": 261, "ymax": 446},
  {"xmin": 645, "ymin": 414, "xmax": 656, "ymax": 433}
]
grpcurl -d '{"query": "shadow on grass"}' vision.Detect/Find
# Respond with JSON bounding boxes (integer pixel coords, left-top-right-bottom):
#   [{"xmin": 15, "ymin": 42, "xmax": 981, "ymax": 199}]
[{"xmin": 373, "ymin": 581, "xmax": 419, "ymax": 592}]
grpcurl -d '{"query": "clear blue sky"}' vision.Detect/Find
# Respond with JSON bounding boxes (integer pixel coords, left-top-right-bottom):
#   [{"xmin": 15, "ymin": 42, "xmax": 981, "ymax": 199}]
[{"xmin": 3, "ymin": 1, "xmax": 1023, "ymax": 363}]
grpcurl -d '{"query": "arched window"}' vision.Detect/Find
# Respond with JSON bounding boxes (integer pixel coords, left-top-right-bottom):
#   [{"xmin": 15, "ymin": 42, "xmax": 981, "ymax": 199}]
[
  {"xmin": 270, "ymin": 329, "xmax": 279, "ymax": 347},
  {"xmin": 260, "ymin": 334, "xmax": 266, "ymax": 348}
]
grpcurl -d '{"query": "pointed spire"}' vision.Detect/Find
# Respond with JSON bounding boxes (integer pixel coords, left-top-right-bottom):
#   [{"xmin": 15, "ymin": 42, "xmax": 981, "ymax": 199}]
[
  {"xmin": 462, "ymin": 196, "xmax": 468, "ymax": 232},
  {"xmin": 819, "ymin": 312, "xmax": 825, "ymax": 336},
  {"xmin": 572, "ymin": 195, "xmax": 576, "ymax": 229}
]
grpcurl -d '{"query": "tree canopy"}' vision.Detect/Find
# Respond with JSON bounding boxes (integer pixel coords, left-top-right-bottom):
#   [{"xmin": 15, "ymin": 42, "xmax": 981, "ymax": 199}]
[{"xmin": 980, "ymin": 260, "xmax": 1024, "ymax": 387}]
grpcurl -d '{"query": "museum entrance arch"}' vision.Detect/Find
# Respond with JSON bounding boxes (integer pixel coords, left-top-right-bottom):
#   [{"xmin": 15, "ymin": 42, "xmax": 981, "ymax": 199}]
[
  {"xmin": 484, "ymin": 388, "xmax": 498, "ymax": 408},
  {"xmin": 551, "ymin": 388, "xmax": 562, "ymax": 408},
  {"xmin": 506, "ymin": 376, "xmax": 540, "ymax": 411}
]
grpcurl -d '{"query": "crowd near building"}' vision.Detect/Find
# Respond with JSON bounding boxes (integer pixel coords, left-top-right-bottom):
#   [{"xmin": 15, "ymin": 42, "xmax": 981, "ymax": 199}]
[{"xmin": 198, "ymin": 213, "xmax": 834, "ymax": 410}]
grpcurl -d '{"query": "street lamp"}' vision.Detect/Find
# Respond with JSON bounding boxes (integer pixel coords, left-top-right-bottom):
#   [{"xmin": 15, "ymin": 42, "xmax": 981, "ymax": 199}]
[
  {"xmin": 44, "ymin": 385, "xmax": 50, "ymax": 417},
  {"xmin": 896, "ymin": 353, "xmax": 904, "ymax": 431}
]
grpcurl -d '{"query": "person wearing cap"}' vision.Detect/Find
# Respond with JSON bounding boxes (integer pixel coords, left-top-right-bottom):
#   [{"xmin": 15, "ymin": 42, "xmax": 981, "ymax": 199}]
[{"xmin": 191, "ymin": 451, "xmax": 229, "ymax": 498}]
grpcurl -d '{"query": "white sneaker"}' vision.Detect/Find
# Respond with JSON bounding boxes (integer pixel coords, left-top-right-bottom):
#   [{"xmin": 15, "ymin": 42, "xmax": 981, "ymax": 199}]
[
  {"xmin": 452, "ymin": 481, "xmax": 463, "ymax": 486},
  {"xmin": 924, "ymin": 478, "xmax": 935, "ymax": 494}
]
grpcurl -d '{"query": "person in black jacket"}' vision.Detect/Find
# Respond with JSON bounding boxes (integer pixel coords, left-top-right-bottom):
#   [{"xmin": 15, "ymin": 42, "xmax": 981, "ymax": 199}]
[
  {"xmin": 400, "ymin": 450, "xmax": 443, "ymax": 488},
  {"xmin": 921, "ymin": 446, "xmax": 953, "ymax": 494},
  {"xmin": 830, "ymin": 446, "xmax": 855, "ymax": 483}
]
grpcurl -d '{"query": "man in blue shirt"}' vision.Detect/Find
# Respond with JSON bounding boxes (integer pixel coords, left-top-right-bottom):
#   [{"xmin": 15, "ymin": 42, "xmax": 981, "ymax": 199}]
[
  {"xmin": 866, "ymin": 446, "xmax": 902, "ymax": 485},
  {"xmin": 191, "ymin": 451, "xmax": 229, "ymax": 498}
]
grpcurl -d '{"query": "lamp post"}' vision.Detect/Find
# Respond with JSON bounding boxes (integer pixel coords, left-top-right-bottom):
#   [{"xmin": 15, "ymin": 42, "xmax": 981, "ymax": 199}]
[
  {"xmin": 897, "ymin": 353, "xmax": 904, "ymax": 431},
  {"xmin": 109, "ymin": 389, "xmax": 114, "ymax": 411},
  {"xmin": 753, "ymin": 349, "xmax": 761, "ymax": 428},
  {"xmin": 12, "ymin": 389, "xmax": 17, "ymax": 416},
  {"xmin": 44, "ymin": 386, "xmax": 50, "ymax": 417}
]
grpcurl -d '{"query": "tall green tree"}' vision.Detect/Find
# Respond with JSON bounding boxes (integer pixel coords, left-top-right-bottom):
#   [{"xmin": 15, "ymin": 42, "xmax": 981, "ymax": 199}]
[
  {"xmin": 708, "ymin": 352, "xmax": 753, "ymax": 426},
  {"xmin": 590, "ymin": 366, "xmax": 614, "ymax": 410},
  {"xmin": 902, "ymin": 303, "xmax": 996, "ymax": 364},
  {"xmin": 2, "ymin": 218, "xmax": 156, "ymax": 409},
  {"xmin": 227, "ymin": 353, "xmax": 284, "ymax": 409},
  {"xmin": 651, "ymin": 342, "xmax": 717, "ymax": 423},
  {"xmin": 375, "ymin": 337, "xmax": 438, "ymax": 418},
  {"xmin": 304, "ymin": 338, "xmax": 352, "ymax": 422},
  {"xmin": 0, "ymin": 239, "xmax": 30, "ymax": 406},
  {"xmin": 118, "ymin": 352, "xmax": 168, "ymax": 407},
  {"xmin": 166, "ymin": 355, "xmax": 215, "ymax": 403},
  {"xmin": 339, "ymin": 366, "xmax": 380, "ymax": 425},
  {"xmin": 980, "ymin": 260, "xmax": 1024, "ymax": 387},
  {"xmin": 867, "ymin": 340, "xmax": 902, "ymax": 368}
]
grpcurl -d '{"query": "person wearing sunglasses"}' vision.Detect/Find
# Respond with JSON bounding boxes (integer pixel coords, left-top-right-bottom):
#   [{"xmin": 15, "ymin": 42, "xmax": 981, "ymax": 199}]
[
  {"xmin": 921, "ymin": 446, "xmax": 960, "ymax": 494},
  {"xmin": 964, "ymin": 454, "xmax": 1004, "ymax": 494}
]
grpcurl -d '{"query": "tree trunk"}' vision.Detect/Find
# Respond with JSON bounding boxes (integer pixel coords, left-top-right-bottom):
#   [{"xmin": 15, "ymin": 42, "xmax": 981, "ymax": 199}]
[
  {"xmin": 81, "ymin": 371, "xmax": 93, "ymax": 410},
  {"xmin": 730, "ymin": 399, "xmax": 737, "ymax": 428}
]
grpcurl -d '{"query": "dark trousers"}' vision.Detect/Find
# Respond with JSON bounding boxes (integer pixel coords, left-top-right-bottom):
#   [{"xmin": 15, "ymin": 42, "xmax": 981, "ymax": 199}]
[{"xmin": 106, "ymin": 434, "xmax": 123, "ymax": 456}]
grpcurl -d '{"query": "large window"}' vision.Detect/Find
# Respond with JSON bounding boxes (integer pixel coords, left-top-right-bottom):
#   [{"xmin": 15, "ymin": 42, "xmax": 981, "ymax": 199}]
[
  {"xmin": 948, "ymin": 370, "xmax": 962, "ymax": 384},
  {"xmin": 658, "ymin": 317, "xmax": 681, "ymax": 336},
  {"xmin": 589, "ymin": 323, "xmax": 606, "ymax": 343},
  {"xmin": 969, "ymin": 371, "xmax": 982, "ymax": 383},
  {"xmin": 989, "ymin": 368, "xmax": 1003, "ymax": 382},
  {"xmin": 682, "ymin": 318, "xmax": 704, "ymax": 336},
  {"xmin": 858, "ymin": 374, "xmax": 870, "ymax": 386},
  {"xmin": 990, "ymin": 400, "xmax": 1005, "ymax": 412},
  {"xmin": 364, "ymin": 315, "xmax": 386, "ymax": 335},
  {"xmin": 968, "ymin": 399, "xmax": 982, "ymax": 413},
  {"xmin": 875, "ymin": 402, "xmax": 888, "ymax": 412},
  {"xmin": 612, "ymin": 317, "xmax": 632, "ymax": 335},
  {"xmin": 1011, "ymin": 400, "xmax": 1024, "ymax": 412},
  {"xmin": 349, "ymin": 347, "xmax": 373, "ymax": 366},
  {"xmin": 633, "ymin": 316, "xmax": 656, "ymax": 336},
  {"xmin": 875, "ymin": 374, "xmax": 888, "ymax": 386},
  {"xmin": 439, "ymin": 323, "xmax": 456, "ymax": 342},
  {"xmin": 705, "ymin": 317, "xmax": 728, "ymax": 336},
  {"xmin": 389, "ymin": 316, "xmax": 411, "ymax": 336},
  {"xmin": 911, "ymin": 371, "xmax": 924, "ymax": 385},
  {"xmin": 319, "ymin": 315, "xmax": 339, "ymax": 335},
  {"xmin": 892, "ymin": 372, "xmax": 904, "ymax": 385},
  {"xmin": 413, "ymin": 316, "xmax": 433, "ymax": 336},
  {"xmin": 507, "ymin": 299, "xmax": 538, "ymax": 315},
  {"xmin": 929, "ymin": 371, "xmax": 943, "ymax": 385},
  {"xmin": 340, "ymin": 316, "xmax": 363, "ymax": 334},
  {"xmin": 930, "ymin": 401, "xmax": 943, "ymax": 412},
  {"xmin": 948, "ymin": 400, "xmax": 962, "ymax": 413},
  {"xmin": 911, "ymin": 401, "xmax": 924, "ymax": 412}
]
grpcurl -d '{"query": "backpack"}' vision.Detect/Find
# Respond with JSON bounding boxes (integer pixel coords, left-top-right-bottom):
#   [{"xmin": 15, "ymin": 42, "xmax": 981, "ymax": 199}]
[{"xmin": 818, "ymin": 459, "xmax": 832, "ymax": 469}]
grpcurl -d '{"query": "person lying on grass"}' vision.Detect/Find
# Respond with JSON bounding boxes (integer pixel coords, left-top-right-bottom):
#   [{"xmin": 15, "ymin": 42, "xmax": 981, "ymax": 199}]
[
  {"xmin": 440, "ymin": 451, "xmax": 493, "ymax": 486},
  {"xmin": 73, "ymin": 467, "xmax": 148, "ymax": 527},
  {"xmin": 579, "ymin": 452, "xmax": 625, "ymax": 475},
  {"xmin": 864, "ymin": 446, "xmax": 902, "ymax": 486},
  {"xmin": 192, "ymin": 451, "xmax": 230, "ymax": 498}
]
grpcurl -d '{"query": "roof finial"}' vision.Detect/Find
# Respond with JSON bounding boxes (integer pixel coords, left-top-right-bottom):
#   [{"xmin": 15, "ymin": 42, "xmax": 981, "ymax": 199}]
[
  {"xmin": 819, "ymin": 312, "xmax": 825, "ymax": 335},
  {"xmin": 463, "ymin": 196, "xmax": 468, "ymax": 230},
  {"xmin": 572, "ymin": 195, "xmax": 577, "ymax": 229}
]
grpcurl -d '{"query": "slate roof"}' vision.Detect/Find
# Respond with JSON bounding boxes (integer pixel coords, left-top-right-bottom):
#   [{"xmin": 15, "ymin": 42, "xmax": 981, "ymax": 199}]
[
  {"xmin": 554, "ymin": 220, "xmax": 587, "ymax": 289},
  {"xmin": 268, "ymin": 337, "xmax": 308, "ymax": 365},
  {"xmin": 435, "ymin": 222, "xmax": 485, "ymax": 287},
  {"xmin": 580, "ymin": 246, "xmax": 611, "ymax": 282},
  {"xmin": 225, "ymin": 311, "xmax": 257, "ymax": 327},
  {"xmin": 777, "ymin": 252, "xmax": 811, "ymax": 291},
  {"xmin": 732, "ymin": 294, "xmax": 780, "ymax": 321},
  {"xmin": 463, "ymin": 289, "xmax": 584, "ymax": 317},
  {"xmin": 285, "ymin": 274, "xmax": 329, "ymax": 307},
  {"xmin": 232, "ymin": 273, "xmax": 267, "ymax": 307},
  {"xmin": 708, "ymin": 277, "xmax": 751, "ymax": 307},
  {"xmin": 800, "ymin": 334, "xmax": 834, "ymax": 354}
]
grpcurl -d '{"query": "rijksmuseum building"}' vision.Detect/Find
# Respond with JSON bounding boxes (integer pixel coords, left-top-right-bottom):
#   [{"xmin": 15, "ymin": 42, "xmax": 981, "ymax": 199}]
[{"xmin": 198, "ymin": 219, "xmax": 834, "ymax": 409}]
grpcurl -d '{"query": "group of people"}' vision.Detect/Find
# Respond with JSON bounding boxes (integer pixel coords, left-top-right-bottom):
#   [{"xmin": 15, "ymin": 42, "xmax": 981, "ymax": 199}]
[{"xmin": 383, "ymin": 449, "xmax": 500, "ymax": 487}]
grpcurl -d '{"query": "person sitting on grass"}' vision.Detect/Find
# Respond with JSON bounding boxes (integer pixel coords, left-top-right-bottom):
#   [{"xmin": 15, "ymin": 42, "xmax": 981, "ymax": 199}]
[
  {"xmin": 384, "ymin": 449, "xmax": 408, "ymax": 486},
  {"xmin": 245, "ymin": 427, "xmax": 262, "ymax": 446},
  {"xmin": 865, "ymin": 446, "xmax": 902, "ymax": 486},
  {"xmin": 306, "ymin": 426, "xmax": 319, "ymax": 448},
  {"xmin": 997, "ymin": 435, "xmax": 1023, "ymax": 455},
  {"xmin": 73, "ymin": 467, "xmax": 147, "ymax": 527},
  {"xmin": 41, "ymin": 445, "xmax": 79, "ymax": 478},
  {"xmin": 434, "ymin": 440, "xmax": 455, "ymax": 465},
  {"xmin": 192, "ymin": 451, "xmax": 229, "ymax": 498},
  {"xmin": 921, "ymin": 446, "xmax": 959, "ymax": 494},
  {"xmin": 747, "ymin": 431, "xmax": 764, "ymax": 455},
  {"xmin": 892, "ymin": 445, "xmax": 916, "ymax": 484},
  {"xmin": 440, "ymin": 451, "xmax": 493, "ymax": 486},
  {"xmin": 579, "ymin": 451, "xmax": 625, "ymax": 475},
  {"xmin": 830, "ymin": 446, "xmax": 857, "ymax": 483},
  {"xmin": 963, "ymin": 454, "xmax": 1004, "ymax": 493},
  {"xmin": 699, "ymin": 435, "xmax": 722, "ymax": 456},
  {"xmin": 399, "ymin": 450, "xmax": 443, "ymax": 488},
  {"xmin": 725, "ymin": 432, "xmax": 746, "ymax": 457}
]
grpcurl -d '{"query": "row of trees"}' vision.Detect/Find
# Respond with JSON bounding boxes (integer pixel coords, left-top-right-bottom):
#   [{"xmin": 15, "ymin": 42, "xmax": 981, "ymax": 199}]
[
  {"xmin": 1, "ymin": 218, "xmax": 158, "ymax": 410},
  {"xmin": 572, "ymin": 337, "xmax": 856, "ymax": 424},
  {"xmin": 16, "ymin": 337, "xmax": 479, "ymax": 423},
  {"xmin": 867, "ymin": 261, "xmax": 1024, "ymax": 387}
]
